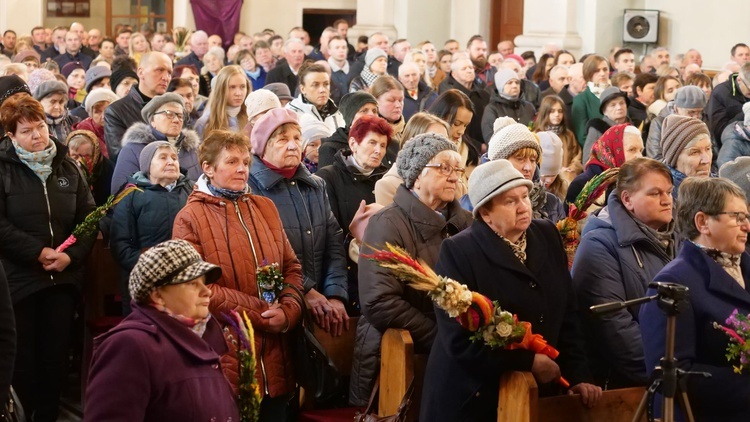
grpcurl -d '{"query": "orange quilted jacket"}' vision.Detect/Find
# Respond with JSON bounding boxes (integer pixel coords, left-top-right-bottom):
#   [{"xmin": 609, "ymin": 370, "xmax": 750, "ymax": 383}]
[{"xmin": 173, "ymin": 185, "xmax": 304, "ymax": 398}]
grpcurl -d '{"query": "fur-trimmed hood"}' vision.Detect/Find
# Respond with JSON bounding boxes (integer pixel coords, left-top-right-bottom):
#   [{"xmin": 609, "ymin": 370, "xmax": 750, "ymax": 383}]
[{"xmin": 121, "ymin": 122, "xmax": 200, "ymax": 152}]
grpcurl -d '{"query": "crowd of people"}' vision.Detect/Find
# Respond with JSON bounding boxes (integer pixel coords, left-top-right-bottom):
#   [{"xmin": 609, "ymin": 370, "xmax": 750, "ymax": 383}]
[{"xmin": 0, "ymin": 18, "xmax": 749, "ymax": 421}]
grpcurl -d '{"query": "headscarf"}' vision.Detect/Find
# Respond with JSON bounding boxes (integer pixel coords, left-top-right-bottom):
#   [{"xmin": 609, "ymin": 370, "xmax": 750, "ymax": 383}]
[
  {"xmin": 586, "ymin": 123, "xmax": 629, "ymax": 170},
  {"xmin": 67, "ymin": 130, "xmax": 103, "ymax": 189}
]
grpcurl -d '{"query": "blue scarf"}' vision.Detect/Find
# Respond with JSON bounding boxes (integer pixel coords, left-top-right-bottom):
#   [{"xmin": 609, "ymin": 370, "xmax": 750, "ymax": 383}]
[
  {"xmin": 13, "ymin": 139, "xmax": 57, "ymax": 183},
  {"xmin": 207, "ymin": 180, "xmax": 247, "ymax": 200},
  {"xmin": 244, "ymin": 68, "xmax": 261, "ymax": 80},
  {"xmin": 668, "ymin": 165, "xmax": 687, "ymax": 202}
]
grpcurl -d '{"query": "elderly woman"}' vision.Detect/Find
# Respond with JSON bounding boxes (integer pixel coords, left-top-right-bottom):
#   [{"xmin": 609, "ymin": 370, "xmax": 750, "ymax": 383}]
[
  {"xmin": 658, "ymin": 114, "xmax": 713, "ymax": 202},
  {"xmin": 32, "ymin": 80, "xmax": 80, "ymax": 141},
  {"xmin": 172, "ymin": 130, "xmax": 303, "ymax": 420},
  {"xmin": 318, "ymin": 91, "xmax": 379, "ymax": 168},
  {"xmin": 317, "ymin": 115, "xmax": 393, "ymax": 311},
  {"xmin": 72, "ymin": 87, "xmax": 119, "ymax": 159},
  {"xmin": 248, "ymin": 108, "xmax": 349, "ymax": 335},
  {"xmin": 194, "ymin": 65, "xmax": 249, "ymax": 138},
  {"xmin": 422, "ymin": 160, "xmax": 600, "ymax": 421},
  {"xmin": 287, "ymin": 62, "xmax": 344, "ymax": 131},
  {"xmin": 486, "ymin": 123, "xmax": 566, "ymax": 222},
  {"xmin": 647, "ymin": 86, "xmax": 708, "ymax": 163},
  {"xmin": 350, "ymin": 133, "xmax": 473, "ymax": 406},
  {"xmin": 566, "ymin": 124, "xmax": 644, "ymax": 205},
  {"xmin": 0, "ymin": 94, "xmax": 95, "ymax": 421},
  {"xmin": 571, "ymin": 54, "xmax": 611, "ymax": 144},
  {"xmin": 582, "ymin": 86, "xmax": 631, "ymax": 163},
  {"xmin": 349, "ymin": 48, "xmax": 388, "ymax": 93},
  {"xmin": 481, "ymin": 68, "xmax": 536, "ymax": 143},
  {"xmin": 66, "ymin": 129, "xmax": 114, "ymax": 206},
  {"xmin": 573, "ymin": 157, "xmax": 676, "ymax": 389},
  {"xmin": 300, "ymin": 116, "xmax": 332, "ymax": 173},
  {"xmin": 199, "ymin": 46, "xmax": 226, "ymax": 97},
  {"xmin": 373, "ymin": 112, "xmax": 451, "ymax": 206},
  {"xmin": 111, "ymin": 93, "xmax": 200, "ymax": 193},
  {"xmin": 111, "ymin": 141, "xmax": 195, "ymax": 314},
  {"xmin": 84, "ymin": 240, "xmax": 240, "ymax": 421},
  {"xmin": 640, "ymin": 177, "xmax": 750, "ymax": 421}
]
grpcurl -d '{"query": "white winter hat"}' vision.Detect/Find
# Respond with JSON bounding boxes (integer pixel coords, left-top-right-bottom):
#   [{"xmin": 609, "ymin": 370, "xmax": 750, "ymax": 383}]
[
  {"xmin": 488, "ymin": 123, "xmax": 542, "ymax": 161},
  {"xmin": 537, "ymin": 131, "xmax": 563, "ymax": 176},
  {"xmin": 469, "ymin": 160, "xmax": 533, "ymax": 217},
  {"xmin": 743, "ymin": 102, "xmax": 750, "ymax": 127},
  {"xmin": 245, "ymin": 89, "xmax": 282, "ymax": 122},
  {"xmin": 493, "ymin": 116, "xmax": 516, "ymax": 134}
]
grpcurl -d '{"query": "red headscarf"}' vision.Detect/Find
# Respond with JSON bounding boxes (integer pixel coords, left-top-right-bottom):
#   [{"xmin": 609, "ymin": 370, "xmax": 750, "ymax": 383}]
[{"xmin": 586, "ymin": 123, "xmax": 631, "ymax": 170}]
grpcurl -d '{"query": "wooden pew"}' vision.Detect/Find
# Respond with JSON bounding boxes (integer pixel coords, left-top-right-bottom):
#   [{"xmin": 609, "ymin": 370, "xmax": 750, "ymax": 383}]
[
  {"xmin": 379, "ymin": 328, "xmax": 427, "ymax": 421},
  {"xmin": 497, "ymin": 371, "xmax": 646, "ymax": 422}
]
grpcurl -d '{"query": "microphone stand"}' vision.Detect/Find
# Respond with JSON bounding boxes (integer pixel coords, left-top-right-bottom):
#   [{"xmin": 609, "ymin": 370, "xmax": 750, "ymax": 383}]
[{"xmin": 589, "ymin": 282, "xmax": 710, "ymax": 422}]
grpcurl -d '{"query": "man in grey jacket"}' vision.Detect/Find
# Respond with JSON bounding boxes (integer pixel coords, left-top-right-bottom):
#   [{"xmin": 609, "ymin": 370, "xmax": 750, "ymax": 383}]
[{"xmin": 104, "ymin": 52, "xmax": 173, "ymax": 160}]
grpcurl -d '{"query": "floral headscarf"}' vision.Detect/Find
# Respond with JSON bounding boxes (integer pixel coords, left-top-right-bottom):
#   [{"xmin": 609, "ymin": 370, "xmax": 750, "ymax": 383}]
[{"xmin": 586, "ymin": 123, "xmax": 630, "ymax": 170}]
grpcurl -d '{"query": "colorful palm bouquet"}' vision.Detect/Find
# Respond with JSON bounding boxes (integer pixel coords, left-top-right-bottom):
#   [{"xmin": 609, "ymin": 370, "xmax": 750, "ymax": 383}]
[
  {"xmin": 556, "ymin": 167, "xmax": 619, "ymax": 268},
  {"xmin": 364, "ymin": 243, "xmax": 569, "ymax": 388},
  {"xmin": 224, "ymin": 310, "xmax": 262, "ymax": 422},
  {"xmin": 55, "ymin": 186, "xmax": 140, "ymax": 252},
  {"xmin": 256, "ymin": 261, "xmax": 284, "ymax": 304},
  {"xmin": 714, "ymin": 309, "xmax": 750, "ymax": 374}
]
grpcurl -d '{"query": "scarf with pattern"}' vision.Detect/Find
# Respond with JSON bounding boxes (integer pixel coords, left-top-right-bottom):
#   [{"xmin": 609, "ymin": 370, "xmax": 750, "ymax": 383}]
[
  {"xmin": 634, "ymin": 216, "xmax": 676, "ymax": 259},
  {"xmin": 207, "ymin": 180, "xmax": 247, "ymax": 201},
  {"xmin": 545, "ymin": 124, "xmax": 564, "ymax": 135},
  {"xmin": 150, "ymin": 303, "xmax": 211, "ymax": 337},
  {"xmin": 692, "ymin": 241, "xmax": 745, "ymax": 288},
  {"xmin": 361, "ymin": 67, "xmax": 380, "ymax": 88},
  {"xmin": 500, "ymin": 231, "xmax": 528, "ymax": 264},
  {"xmin": 587, "ymin": 81, "xmax": 611, "ymax": 99},
  {"xmin": 13, "ymin": 139, "xmax": 56, "ymax": 183},
  {"xmin": 586, "ymin": 123, "xmax": 629, "ymax": 170},
  {"xmin": 529, "ymin": 183, "xmax": 548, "ymax": 220}
]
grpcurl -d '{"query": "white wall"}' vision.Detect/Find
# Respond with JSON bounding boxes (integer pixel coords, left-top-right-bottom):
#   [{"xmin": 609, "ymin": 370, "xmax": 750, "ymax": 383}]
[
  {"xmin": 1, "ymin": 0, "xmax": 43, "ymax": 36},
  {"xmin": 450, "ymin": 0, "xmax": 490, "ymax": 47}
]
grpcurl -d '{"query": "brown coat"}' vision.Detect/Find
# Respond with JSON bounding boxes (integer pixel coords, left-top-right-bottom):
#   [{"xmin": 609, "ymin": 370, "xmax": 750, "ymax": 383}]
[{"xmin": 172, "ymin": 181, "xmax": 304, "ymax": 398}]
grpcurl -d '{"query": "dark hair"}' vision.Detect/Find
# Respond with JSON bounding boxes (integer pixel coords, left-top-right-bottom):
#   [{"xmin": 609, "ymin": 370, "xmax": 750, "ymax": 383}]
[
  {"xmin": 199, "ymin": 130, "xmax": 251, "ymax": 167},
  {"xmin": 268, "ymin": 35, "xmax": 283, "ymax": 44},
  {"xmin": 428, "ymin": 89, "xmax": 475, "ymax": 125},
  {"xmin": 167, "ymin": 77, "xmax": 193, "ymax": 92},
  {"xmin": 357, "ymin": 35, "xmax": 368, "ymax": 44},
  {"xmin": 466, "ymin": 35, "xmax": 484, "ymax": 49},
  {"xmin": 31, "ymin": 26, "xmax": 45, "ymax": 35},
  {"xmin": 112, "ymin": 55, "xmax": 137, "ymax": 72},
  {"xmin": 100, "ymin": 37, "xmax": 115, "ymax": 49},
  {"xmin": 349, "ymin": 114, "xmax": 393, "ymax": 144},
  {"xmin": 532, "ymin": 53, "xmax": 553, "ymax": 84},
  {"xmin": 297, "ymin": 62, "xmax": 328, "ymax": 87},
  {"xmin": 52, "ymin": 26, "xmax": 68, "ymax": 33},
  {"xmin": 633, "ymin": 72, "xmax": 658, "ymax": 96},
  {"xmin": 235, "ymin": 49, "xmax": 256, "ymax": 68},
  {"xmin": 685, "ymin": 72, "xmax": 712, "ymax": 88},
  {"xmin": 731, "ymin": 43, "xmax": 750, "ymax": 57},
  {"xmin": 252, "ymin": 41, "xmax": 270, "ymax": 55},
  {"xmin": 552, "ymin": 50, "xmax": 575, "ymax": 66},
  {"xmin": 437, "ymin": 49, "xmax": 452, "ymax": 62},
  {"xmin": 615, "ymin": 157, "xmax": 672, "ymax": 197},
  {"xmin": 533, "ymin": 95, "xmax": 568, "ymax": 131},
  {"xmin": 173, "ymin": 64, "xmax": 199, "ymax": 78},
  {"xmin": 654, "ymin": 76, "xmax": 682, "ymax": 101},
  {"xmin": 332, "ymin": 19, "xmax": 349, "ymax": 29},
  {"xmin": 521, "ymin": 51, "xmax": 536, "ymax": 62},
  {"xmin": 677, "ymin": 177, "xmax": 746, "ymax": 240},
  {"xmin": 614, "ymin": 48, "xmax": 634, "ymax": 63},
  {"xmin": 3, "ymin": 30, "xmax": 16, "ymax": 37},
  {"xmin": 117, "ymin": 27, "xmax": 133, "ymax": 36},
  {"xmin": 582, "ymin": 54, "xmax": 608, "ymax": 82},
  {"xmin": 0, "ymin": 94, "xmax": 46, "ymax": 135}
]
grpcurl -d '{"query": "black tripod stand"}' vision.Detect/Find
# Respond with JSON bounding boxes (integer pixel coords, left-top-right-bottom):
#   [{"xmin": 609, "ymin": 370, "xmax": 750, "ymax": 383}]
[{"xmin": 590, "ymin": 282, "xmax": 711, "ymax": 422}]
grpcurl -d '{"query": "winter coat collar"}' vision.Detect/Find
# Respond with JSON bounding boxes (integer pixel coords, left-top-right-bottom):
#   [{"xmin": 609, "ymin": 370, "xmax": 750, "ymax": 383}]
[
  {"xmin": 0, "ymin": 135, "xmax": 69, "ymax": 168},
  {"xmin": 191, "ymin": 174, "xmax": 251, "ymax": 205},
  {"xmin": 333, "ymin": 149, "xmax": 389, "ymax": 179},
  {"xmin": 97, "ymin": 303, "xmax": 227, "ymax": 363},
  {"xmin": 392, "ymin": 184, "xmax": 470, "ymax": 243},
  {"xmin": 470, "ymin": 217, "xmax": 547, "ymax": 280},
  {"xmin": 288, "ymin": 95, "xmax": 340, "ymax": 122},
  {"xmin": 678, "ymin": 241, "xmax": 750, "ymax": 309},
  {"xmin": 121, "ymin": 122, "xmax": 200, "ymax": 152},
  {"xmin": 490, "ymin": 88, "xmax": 523, "ymax": 108},
  {"xmin": 128, "ymin": 171, "xmax": 191, "ymax": 190},
  {"xmin": 250, "ymin": 156, "xmax": 318, "ymax": 191}
]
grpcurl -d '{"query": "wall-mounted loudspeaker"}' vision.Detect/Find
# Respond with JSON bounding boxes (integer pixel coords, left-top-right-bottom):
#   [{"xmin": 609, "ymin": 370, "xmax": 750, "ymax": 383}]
[{"xmin": 623, "ymin": 9, "xmax": 659, "ymax": 44}]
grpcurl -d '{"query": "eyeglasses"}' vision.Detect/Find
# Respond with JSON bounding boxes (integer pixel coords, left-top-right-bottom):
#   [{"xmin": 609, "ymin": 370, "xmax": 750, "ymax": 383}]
[
  {"xmin": 424, "ymin": 162, "xmax": 465, "ymax": 177},
  {"xmin": 713, "ymin": 211, "xmax": 750, "ymax": 225},
  {"xmin": 154, "ymin": 110, "xmax": 185, "ymax": 121}
]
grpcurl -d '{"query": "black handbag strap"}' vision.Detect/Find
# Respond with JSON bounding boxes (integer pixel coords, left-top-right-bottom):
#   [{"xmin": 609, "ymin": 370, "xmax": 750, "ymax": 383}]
[{"xmin": 362, "ymin": 375, "xmax": 415, "ymax": 418}]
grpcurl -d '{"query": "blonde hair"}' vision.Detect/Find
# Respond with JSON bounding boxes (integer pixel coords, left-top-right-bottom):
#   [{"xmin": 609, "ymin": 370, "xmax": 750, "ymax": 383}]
[
  {"xmin": 510, "ymin": 147, "xmax": 540, "ymax": 161},
  {"xmin": 204, "ymin": 65, "xmax": 249, "ymax": 136},
  {"xmin": 128, "ymin": 33, "xmax": 152, "ymax": 56}
]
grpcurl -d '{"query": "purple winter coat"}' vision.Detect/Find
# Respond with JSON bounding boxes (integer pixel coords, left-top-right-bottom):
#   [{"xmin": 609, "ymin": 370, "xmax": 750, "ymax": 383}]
[{"xmin": 84, "ymin": 303, "xmax": 239, "ymax": 421}]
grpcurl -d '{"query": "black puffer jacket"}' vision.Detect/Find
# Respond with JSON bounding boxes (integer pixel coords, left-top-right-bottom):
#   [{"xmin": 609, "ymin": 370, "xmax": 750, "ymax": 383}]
[
  {"xmin": 481, "ymin": 89, "xmax": 536, "ymax": 143},
  {"xmin": 349, "ymin": 184, "xmax": 472, "ymax": 406},
  {"xmin": 438, "ymin": 75, "xmax": 490, "ymax": 152},
  {"xmin": 318, "ymin": 126, "xmax": 349, "ymax": 168},
  {"xmin": 103, "ymin": 86, "xmax": 148, "ymax": 160},
  {"xmin": 0, "ymin": 263, "xmax": 13, "ymax": 404},
  {"xmin": 0, "ymin": 137, "xmax": 96, "ymax": 304}
]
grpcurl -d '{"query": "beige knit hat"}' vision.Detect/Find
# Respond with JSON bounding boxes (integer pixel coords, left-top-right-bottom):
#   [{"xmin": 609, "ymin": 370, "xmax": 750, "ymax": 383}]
[
  {"xmin": 493, "ymin": 116, "xmax": 517, "ymax": 134},
  {"xmin": 660, "ymin": 114, "xmax": 710, "ymax": 168},
  {"xmin": 488, "ymin": 123, "xmax": 542, "ymax": 161}
]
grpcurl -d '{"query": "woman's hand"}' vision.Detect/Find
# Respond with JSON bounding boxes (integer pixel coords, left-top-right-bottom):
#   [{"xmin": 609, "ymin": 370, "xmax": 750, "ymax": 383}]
[
  {"xmin": 568, "ymin": 383, "xmax": 603, "ymax": 408},
  {"xmin": 328, "ymin": 298, "xmax": 350, "ymax": 337},
  {"xmin": 42, "ymin": 250, "xmax": 71, "ymax": 272},
  {"xmin": 531, "ymin": 354, "xmax": 561, "ymax": 384},
  {"xmin": 38, "ymin": 247, "xmax": 57, "ymax": 266},
  {"xmin": 261, "ymin": 304, "xmax": 289, "ymax": 333},
  {"xmin": 305, "ymin": 288, "xmax": 332, "ymax": 332}
]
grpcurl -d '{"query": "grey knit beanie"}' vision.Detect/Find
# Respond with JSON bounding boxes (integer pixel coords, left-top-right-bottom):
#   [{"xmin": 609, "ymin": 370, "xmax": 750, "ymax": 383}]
[
  {"xmin": 674, "ymin": 86, "xmax": 707, "ymax": 109},
  {"xmin": 469, "ymin": 160, "xmax": 533, "ymax": 217},
  {"xmin": 493, "ymin": 68, "xmax": 519, "ymax": 92},
  {"xmin": 139, "ymin": 141, "xmax": 176, "ymax": 177},
  {"xmin": 660, "ymin": 114, "xmax": 710, "ymax": 168},
  {"xmin": 365, "ymin": 48, "xmax": 387, "ymax": 69},
  {"xmin": 339, "ymin": 91, "xmax": 378, "ymax": 127},
  {"xmin": 744, "ymin": 102, "xmax": 750, "ymax": 127},
  {"xmin": 719, "ymin": 157, "xmax": 750, "ymax": 197},
  {"xmin": 32, "ymin": 80, "xmax": 67, "ymax": 101},
  {"xmin": 396, "ymin": 133, "xmax": 457, "ymax": 189},
  {"xmin": 141, "ymin": 92, "xmax": 186, "ymax": 122},
  {"xmin": 488, "ymin": 123, "xmax": 542, "ymax": 161}
]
